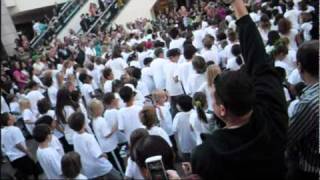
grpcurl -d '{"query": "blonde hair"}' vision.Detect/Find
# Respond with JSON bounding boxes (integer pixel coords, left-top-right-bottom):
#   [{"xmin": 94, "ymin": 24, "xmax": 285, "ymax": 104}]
[
  {"xmin": 19, "ymin": 98, "xmax": 31, "ymax": 110},
  {"xmin": 207, "ymin": 64, "xmax": 221, "ymax": 87},
  {"xmin": 89, "ymin": 99, "xmax": 104, "ymax": 118},
  {"xmin": 139, "ymin": 106, "xmax": 157, "ymax": 129},
  {"xmin": 152, "ymin": 90, "xmax": 167, "ymax": 104}
]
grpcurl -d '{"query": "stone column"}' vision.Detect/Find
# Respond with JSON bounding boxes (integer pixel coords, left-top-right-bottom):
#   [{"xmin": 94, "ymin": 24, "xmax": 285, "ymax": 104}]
[{"xmin": 1, "ymin": 0, "xmax": 18, "ymax": 56}]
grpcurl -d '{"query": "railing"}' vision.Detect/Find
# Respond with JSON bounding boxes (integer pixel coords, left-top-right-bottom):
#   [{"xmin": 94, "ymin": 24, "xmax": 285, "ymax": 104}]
[
  {"xmin": 84, "ymin": 0, "xmax": 128, "ymax": 35},
  {"xmin": 30, "ymin": 0, "xmax": 88, "ymax": 49}
]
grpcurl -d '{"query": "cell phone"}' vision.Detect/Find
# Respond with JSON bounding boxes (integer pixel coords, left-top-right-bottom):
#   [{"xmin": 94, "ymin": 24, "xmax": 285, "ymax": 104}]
[{"xmin": 145, "ymin": 155, "xmax": 168, "ymax": 180}]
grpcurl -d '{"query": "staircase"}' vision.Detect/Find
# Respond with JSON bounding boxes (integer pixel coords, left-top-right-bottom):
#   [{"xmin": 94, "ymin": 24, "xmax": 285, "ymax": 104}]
[{"xmin": 30, "ymin": 0, "xmax": 89, "ymax": 49}]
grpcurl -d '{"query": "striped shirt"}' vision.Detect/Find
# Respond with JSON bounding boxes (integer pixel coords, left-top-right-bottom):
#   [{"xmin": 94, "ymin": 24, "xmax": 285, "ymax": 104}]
[{"xmin": 288, "ymin": 82, "xmax": 319, "ymax": 174}]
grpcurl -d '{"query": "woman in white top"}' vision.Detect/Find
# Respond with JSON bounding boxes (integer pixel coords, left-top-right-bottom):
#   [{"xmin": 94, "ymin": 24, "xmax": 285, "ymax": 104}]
[
  {"xmin": 197, "ymin": 64, "xmax": 221, "ymax": 111},
  {"xmin": 105, "ymin": 48, "xmax": 128, "ymax": 80}
]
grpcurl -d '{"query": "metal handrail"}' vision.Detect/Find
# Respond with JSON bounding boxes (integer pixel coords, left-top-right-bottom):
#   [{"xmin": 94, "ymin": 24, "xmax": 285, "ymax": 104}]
[
  {"xmin": 30, "ymin": 0, "xmax": 87, "ymax": 49},
  {"xmin": 85, "ymin": 1, "xmax": 117, "ymax": 35},
  {"xmin": 30, "ymin": 0, "xmax": 73, "ymax": 45}
]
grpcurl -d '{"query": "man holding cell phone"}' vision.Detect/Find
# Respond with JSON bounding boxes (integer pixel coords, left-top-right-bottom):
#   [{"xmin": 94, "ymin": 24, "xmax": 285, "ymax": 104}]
[{"xmin": 191, "ymin": 0, "xmax": 288, "ymax": 179}]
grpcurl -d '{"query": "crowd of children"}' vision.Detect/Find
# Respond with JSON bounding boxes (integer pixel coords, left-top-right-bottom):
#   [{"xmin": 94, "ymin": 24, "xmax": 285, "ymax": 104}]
[{"xmin": 1, "ymin": 0, "xmax": 319, "ymax": 179}]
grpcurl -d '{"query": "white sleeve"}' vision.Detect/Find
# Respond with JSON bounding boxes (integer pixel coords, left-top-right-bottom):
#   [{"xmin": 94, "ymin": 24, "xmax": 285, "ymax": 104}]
[
  {"xmin": 23, "ymin": 110, "xmax": 33, "ymax": 122},
  {"xmin": 172, "ymin": 116, "xmax": 179, "ymax": 133},
  {"xmin": 118, "ymin": 111, "xmax": 124, "ymax": 131},
  {"xmin": 12, "ymin": 127, "xmax": 25, "ymax": 145},
  {"xmin": 50, "ymin": 154, "xmax": 62, "ymax": 176},
  {"xmin": 88, "ymin": 135, "xmax": 103, "ymax": 158}
]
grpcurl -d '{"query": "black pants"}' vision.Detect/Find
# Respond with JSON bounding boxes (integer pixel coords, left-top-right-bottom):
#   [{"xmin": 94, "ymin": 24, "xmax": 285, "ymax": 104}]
[
  {"xmin": 10, "ymin": 155, "xmax": 41, "ymax": 180},
  {"xmin": 170, "ymin": 95, "xmax": 181, "ymax": 118},
  {"xmin": 106, "ymin": 148, "xmax": 125, "ymax": 174},
  {"xmin": 59, "ymin": 136, "xmax": 74, "ymax": 152}
]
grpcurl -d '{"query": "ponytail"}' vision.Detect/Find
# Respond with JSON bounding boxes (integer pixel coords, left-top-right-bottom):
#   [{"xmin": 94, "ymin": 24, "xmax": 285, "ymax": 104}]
[{"xmin": 195, "ymin": 101, "xmax": 208, "ymax": 123}]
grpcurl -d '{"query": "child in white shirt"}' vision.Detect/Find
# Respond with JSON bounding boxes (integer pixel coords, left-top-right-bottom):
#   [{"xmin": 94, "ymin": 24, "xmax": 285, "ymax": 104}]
[
  {"xmin": 164, "ymin": 48, "xmax": 184, "ymax": 117},
  {"xmin": 102, "ymin": 67, "xmax": 114, "ymax": 93},
  {"xmin": 190, "ymin": 92, "xmax": 213, "ymax": 145},
  {"xmin": 68, "ymin": 112, "xmax": 121, "ymax": 179},
  {"xmin": 140, "ymin": 106, "xmax": 172, "ymax": 147},
  {"xmin": 152, "ymin": 90, "xmax": 175, "ymax": 143},
  {"xmin": 188, "ymin": 56, "xmax": 207, "ymax": 96},
  {"xmin": 61, "ymin": 152, "xmax": 88, "ymax": 180},
  {"xmin": 172, "ymin": 95, "xmax": 196, "ymax": 161},
  {"xmin": 35, "ymin": 115, "xmax": 65, "ymax": 156},
  {"xmin": 118, "ymin": 86, "xmax": 144, "ymax": 142},
  {"xmin": 33, "ymin": 124, "xmax": 63, "ymax": 179},
  {"xmin": 19, "ymin": 98, "xmax": 36, "ymax": 135},
  {"xmin": 79, "ymin": 73, "xmax": 95, "ymax": 106},
  {"xmin": 125, "ymin": 128, "xmax": 149, "ymax": 180},
  {"xmin": 1, "ymin": 113, "xmax": 40, "ymax": 179},
  {"xmin": 90, "ymin": 99, "xmax": 124, "ymax": 174},
  {"xmin": 25, "ymin": 81, "xmax": 45, "ymax": 115}
]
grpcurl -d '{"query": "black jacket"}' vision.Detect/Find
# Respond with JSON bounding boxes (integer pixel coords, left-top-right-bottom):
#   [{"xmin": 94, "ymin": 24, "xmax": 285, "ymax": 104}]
[{"xmin": 191, "ymin": 15, "xmax": 288, "ymax": 180}]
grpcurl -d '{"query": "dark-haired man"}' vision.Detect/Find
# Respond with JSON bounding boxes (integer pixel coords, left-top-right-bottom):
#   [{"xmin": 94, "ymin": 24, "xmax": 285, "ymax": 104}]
[
  {"xmin": 287, "ymin": 40, "xmax": 319, "ymax": 180},
  {"xmin": 192, "ymin": 0, "xmax": 288, "ymax": 179}
]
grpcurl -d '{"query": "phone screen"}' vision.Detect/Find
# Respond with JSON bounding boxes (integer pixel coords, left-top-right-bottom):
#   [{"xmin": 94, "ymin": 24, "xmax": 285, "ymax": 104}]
[{"xmin": 146, "ymin": 158, "xmax": 168, "ymax": 180}]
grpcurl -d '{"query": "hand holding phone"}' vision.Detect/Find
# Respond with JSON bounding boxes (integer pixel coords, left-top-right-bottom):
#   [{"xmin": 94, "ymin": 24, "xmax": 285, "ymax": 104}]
[{"xmin": 145, "ymin": 155, "xmax": 168, "ymax": 180}]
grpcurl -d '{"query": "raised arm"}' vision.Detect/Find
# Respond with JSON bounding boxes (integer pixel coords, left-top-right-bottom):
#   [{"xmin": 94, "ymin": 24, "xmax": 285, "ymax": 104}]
[{"xmin": 231, "ymin": 0, "xmax": 271, "ymax": 75}]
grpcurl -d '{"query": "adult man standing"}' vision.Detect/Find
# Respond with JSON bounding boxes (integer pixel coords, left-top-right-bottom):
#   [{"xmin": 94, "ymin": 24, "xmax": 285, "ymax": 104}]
[
  {"xmin": 287, "ymin": 40, "xmax": 319, "ymax": 179},
  {"xmin": 191, "ymin": 0, "xmax": 288, "ymax": 179}
]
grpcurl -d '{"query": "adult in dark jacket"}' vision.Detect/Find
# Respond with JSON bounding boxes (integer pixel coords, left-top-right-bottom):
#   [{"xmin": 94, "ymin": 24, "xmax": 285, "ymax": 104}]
[
  {"xmin": 80, "ymin": 14, "xmax": 90, "ymax": 32},
  {"xmin": 191, "ymin": 0, "xmax": 288, "ymax": 179}
]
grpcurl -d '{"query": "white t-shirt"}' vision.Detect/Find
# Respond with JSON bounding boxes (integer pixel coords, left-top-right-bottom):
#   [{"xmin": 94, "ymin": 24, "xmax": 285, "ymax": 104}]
[
  {"xmin": 141, "ymin": 67, "xmax": 155, "ymax": 93},
  {"xmin": 189, "ymin": 110, "xmax": 211, "ymax": 145},
  {"xmin": 1, "ymin": 95, "xmax": 10, "ymax": 113},
  {"xmin": 200, "ymin": 48, "xmax": 219, "ymax": 64},
  {"xmin": 105, "ymin": 58, "xmax": 128, "ymax": 80},
  {"xmin": 188, "ymin": 73, "xmax": 206, "ymax": 96},
  {"xmin": 137, "ymin": 81, "xmax": 150, "ymax": 97},
  {"xmin": 36, "ymin": 146, "xmax": 62, "ymax": 179},
  {"xmin": 280, "ymin": 29, "xmax": 298, "ymax": 50},
  {"xmin": 1, "ymin": 126, "xmax": 27, "ymax": 161},
  {"xmin": 125, "ymin": 157, "xmax": 144, "ymax": 179},
  {"xmin": 73, "ymin": 132, "xmax": 113, "ymax": 178},
  {"xmin": 22, "ymin": 109, "xmax": 37, "ymax": 135},
  {"xmin": 284, "ymin": 9, "xmax": 300, "ymax": 30},
  {"xmin": 49, "ymin": 135, "xmax": 65, "ymax": 156},
  {"xmin": 62, "ymin": 106, "xmax": 76, "ymax": 145},
  {"xmin": 26, "ymin": 90, "xmax": 45, "ymax": 115},
  {"xmin": 48, "ymin": 85, "xmax": 58, "ymax": 108},
  {"xmin": 174, "ymin": 61, "xmax": 194, "ymax": 95},
  {"xmin": 193, "ymin": 29, "xmax": 205, "ymax": 50},
  {"xmin": 275, "ymin": 60, "xmax": 292, "ymax": 77},
  {"xmin": 226, "ymin": 57, "xmax": 241, "ymax": 71},
  {"xmin": 197, "ymin": 82, "xmax": 214, "ymax": 111},
  {"xmin": 150, "ymin": 57, "xmax": 168, "ymax": 90},
  {"xmin": 156, "ymin": 103, "xmax": 173, "ymax": 136},
  {"xmin": 118, "ymin": 105, "xmax": 144, "ymax": 142},
  {"xmin": 169, "ymin": 38, "xmax": 185, "ymax": 51},
  {"xmin": 40, "ymin": 110, "xmax": 64, "ymax": 139},
  {"xmin": 205, "ymin": 26, "xmax": 218, "ymax": 39},
  {"xmin": 301, "ymin": 22, "xmax": 313, "ymax": 41},
  {"xmin": 172, "ymin": 111, "xmax": 197, "ymax": 153},
  {"xmin": 288, "ymin": 68, "xmax": 302, "ymax": 85},
  {"xmin": 164, "ymin": 61, "xmax": 184, "ymax": 96},
  {"xmin": 92, "ymin": 116, "xmax": 118, "ymax": 153},
  {"xmin": 80, "ymin": 83, "xmax": 94, "ymax": 106},
  {"xmin": 103, "ymin": 80, "xmax": 113, "ymax": 93},
  {"xmin": 148, "ymin": 126, "xmax": 172, "ymax": 147}
]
